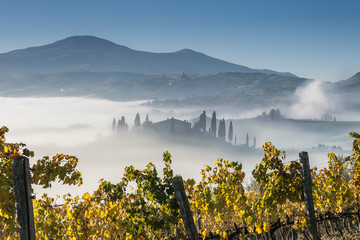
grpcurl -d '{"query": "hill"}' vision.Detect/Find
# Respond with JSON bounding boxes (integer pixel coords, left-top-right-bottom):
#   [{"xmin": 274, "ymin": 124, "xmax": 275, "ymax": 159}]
[
  {"xmin": 0, "ymin": 70, "xmax": 308, "ymax": 103},
  {"xmin": 335, "ymin": 72, "xmax": 360, "ymax": 92},
  {"xmin": 323, "ymin": 72, "xmax": 360, "ymax": 111},
  {"xmin": 0, "ymin": 36, "xmax": 295, "ymax": 77},
  {"xmin": 0, "ymin": 35, "xmax": 315, "ymax": 108}
]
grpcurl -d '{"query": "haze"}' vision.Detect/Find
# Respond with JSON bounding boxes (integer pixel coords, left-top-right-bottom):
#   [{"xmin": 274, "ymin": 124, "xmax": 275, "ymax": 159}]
[
  {"xmin": 1, "ymin": 0, "xmax": 359, "ymax": 199},
  {"xmin": 1, "ymin": 90, "xmax": 358, "ymax": 198}
]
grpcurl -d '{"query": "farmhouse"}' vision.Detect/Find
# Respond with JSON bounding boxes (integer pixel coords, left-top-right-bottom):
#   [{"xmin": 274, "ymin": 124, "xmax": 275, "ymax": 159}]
[{"xmin": 152, "ymin": 117, "xmax": 192, "ymax": 133}]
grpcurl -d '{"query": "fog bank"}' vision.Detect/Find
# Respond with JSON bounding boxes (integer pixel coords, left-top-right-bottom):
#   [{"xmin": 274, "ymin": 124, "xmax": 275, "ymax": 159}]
[
  {"xmin": 0, "ymin": 96, "xmax": 358, "ymax": 198},
  {"xmin": 289, "ymin": 80, "xmax": 334, "ymax": 119}
]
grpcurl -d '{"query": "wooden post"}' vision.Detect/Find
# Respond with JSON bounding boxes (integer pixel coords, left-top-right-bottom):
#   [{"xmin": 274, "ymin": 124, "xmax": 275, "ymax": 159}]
[
  {"xmin": 172, "ymin": 176, "xmax": 199, "ymax": 240},
  {"xmin": 12, "ymin": 156, "xmax": 36, "ymax": 240},
  {"xmin": 299, "ymin": 152, "xmax": 319, "ymax": 240}
]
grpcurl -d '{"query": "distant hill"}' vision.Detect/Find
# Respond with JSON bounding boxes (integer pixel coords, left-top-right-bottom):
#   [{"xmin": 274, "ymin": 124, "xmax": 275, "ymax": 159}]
[
  {"xmin": 0, "ymin": 35, "xmax": 295, "ymax": 77},
  {"xmin": 322, "ymin": 72, "xmax": 360, "ymax": 111},
  {"xmin": 324, "ymin": 72, "xmax": 360, "ymax": 95},
  {"xmin": 0, "ymin": 35, "xmax": 312, "ymax": 108},
  {"xmin": 0, "ymin": 70, "xmax": 308, "ymax": 102},
  {"xmin": 335, "ymin": 72, "xmax": 360, "ymax": 92}
]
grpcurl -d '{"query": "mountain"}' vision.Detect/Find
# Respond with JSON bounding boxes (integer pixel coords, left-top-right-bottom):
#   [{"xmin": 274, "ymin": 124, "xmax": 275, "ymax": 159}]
[
  {"xmin": 335, "ymin": 72, "xmax": 360, "ymax": 92},
  {"xmin": 324, "ymin": 72, "xmax": 360, "ymax": 95},
  {"xmin": 322, "ymin": 72, "xmax": 360, "ymax": 111},
  {"xmin": 0, "ymin": 35, "xmax": 307, "ymax": 108},
  {"xmin": 0, "ymin": 35, "xmax": 295, "ymax": 77}
]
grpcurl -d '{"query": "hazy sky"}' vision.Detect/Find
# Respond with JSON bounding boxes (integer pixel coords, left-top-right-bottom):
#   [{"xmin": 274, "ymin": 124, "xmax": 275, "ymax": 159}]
[{"xmin": 0, "ymin": 0, "xmax": 359, "ymax": 81}]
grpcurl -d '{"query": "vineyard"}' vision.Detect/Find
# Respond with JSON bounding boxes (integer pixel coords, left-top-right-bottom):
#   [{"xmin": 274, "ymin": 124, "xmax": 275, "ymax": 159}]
[{"xmin": 1, "ymin": 125, "xmax": 360, "ymax": 239}]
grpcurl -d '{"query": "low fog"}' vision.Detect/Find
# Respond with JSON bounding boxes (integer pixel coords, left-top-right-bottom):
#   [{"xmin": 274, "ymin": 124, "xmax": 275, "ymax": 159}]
[
  {"xmin": 289, "ymin": 80, "xmax": 334, "ymax": 119},
  {"xmin": 1, "ymin": 86, "xmax": 359, "ymax": 198}
]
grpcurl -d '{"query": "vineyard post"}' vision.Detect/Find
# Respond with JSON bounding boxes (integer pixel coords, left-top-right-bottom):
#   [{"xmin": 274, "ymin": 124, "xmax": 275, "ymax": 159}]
[
  {"xmin": 12, "ymin": 156, "xmax": 36, "ymax": 240},
  {"xmin": 172, "ymin": 176, "xmax": 199, "ymax": 240},
  {"xmin": 299, "ymin": 152, "xmax": 319, "ymax": 240}
]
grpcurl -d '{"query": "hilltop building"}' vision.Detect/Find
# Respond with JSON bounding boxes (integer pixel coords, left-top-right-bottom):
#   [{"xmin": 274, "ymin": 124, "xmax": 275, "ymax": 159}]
[{"xmin": 152, "ymin": 117, "xmax": 191, "ymax": 133}]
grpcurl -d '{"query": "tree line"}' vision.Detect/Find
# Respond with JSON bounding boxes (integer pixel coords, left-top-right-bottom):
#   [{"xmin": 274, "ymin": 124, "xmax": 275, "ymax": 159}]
[
  {"xmin": 112, "ymin": 111, "xmax": 256, "ymax": 148},
  {"xmin": 194, "ymin": 110, "xmax": 255, "ymax": 148}
]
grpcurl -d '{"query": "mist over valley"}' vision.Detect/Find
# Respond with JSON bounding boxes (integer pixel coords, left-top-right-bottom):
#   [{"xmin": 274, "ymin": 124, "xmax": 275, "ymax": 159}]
[{"xmin": 1, "ymin": 36, "xmax": 359, "ymax": 198}]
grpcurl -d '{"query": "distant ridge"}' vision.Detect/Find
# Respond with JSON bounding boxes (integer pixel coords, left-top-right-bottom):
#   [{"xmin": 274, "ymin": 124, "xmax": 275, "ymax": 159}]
[
  {"xmin": 336, "ymin": 72, "xmax": 360, "ymax": 92},
  {"xmin": 0, "ymin": 35, "xmax": 296, "ymax": 77}
]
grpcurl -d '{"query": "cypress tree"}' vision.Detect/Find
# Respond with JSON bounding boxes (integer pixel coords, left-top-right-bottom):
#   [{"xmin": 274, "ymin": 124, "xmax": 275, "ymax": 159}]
[
  {"xmin": 211, "ymin": 111, "xmax": 217, "ymax": 136},
  {"xmin": 117, "ymin": 119, "xmax": 121, "ymax": 133},
  {"xmin": 142, "ymin": 114, "xmax": 152, "ymax": 130},
  {"xmin": 120, "ymin": 116, "xmax": 125, "ymax": 126},
  {"xmin": 218, "ymin": 118, "xmax": 226, "ymax": 140},
  {"xmin": 117, "ymin": 116, "xmax": 128, "ymax": 132},
  {"xmin": 228, "ymin": 121, "xmax": 233, "ymax": 142},
  {"xmin": 199, "ymin": 111, "xmax": 206, "ymax": 133},
  {"xmin": 217, "ymin": 119, "xmax": 222, "ymax": 139},
  {"xmin": 134, "ymin": 113, "xmax": 141, "ymax": 128},
  {"xmin": 112, "ymin": 118, "xmax": 116, "ymax": 133}
]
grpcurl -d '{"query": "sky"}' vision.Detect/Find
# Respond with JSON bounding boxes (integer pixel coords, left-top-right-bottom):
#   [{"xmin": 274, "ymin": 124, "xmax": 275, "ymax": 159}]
[{"xmin": 0, "ymin": 0, "xmax": 359, "ymax": 81}]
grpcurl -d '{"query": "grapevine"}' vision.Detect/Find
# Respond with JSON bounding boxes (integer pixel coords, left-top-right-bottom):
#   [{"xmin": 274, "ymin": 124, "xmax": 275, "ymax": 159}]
[{"xmin": 1, "ymin": 125, "xmax": 360, "ymax": 239}]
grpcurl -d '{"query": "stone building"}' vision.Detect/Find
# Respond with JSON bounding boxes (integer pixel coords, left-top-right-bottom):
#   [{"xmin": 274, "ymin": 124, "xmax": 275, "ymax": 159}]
[{"xmin": 152, "ymin": 117, "xmax": 191, "ymax": 133}]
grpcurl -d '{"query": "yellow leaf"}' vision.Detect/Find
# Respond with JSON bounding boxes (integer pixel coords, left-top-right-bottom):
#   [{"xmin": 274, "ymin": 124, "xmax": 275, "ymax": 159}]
[
  {"xmin": 263, "ymin": 222, "xmax": 271, "ymax": 232},
  {"xmin": 238, "ymin": 210, "xmax": 245, "ymax": 217},
  {"xmin": 201, "ymin": 230, "xmax": 207, "ymax": 239},
  {"xmin": 220, "ymin": 231, "xmax": 227, "ymax": 239},
  {"xmin": 246, "ymin": 215, "xmax": 253, "ymax": 225},
  {"xmin": 66, "ymin": 208, "xmax": 73, "ymax": 220},
  {"xmin": 83, "ymin": 192, "xmax": 91, "ymax": 201},
  {"xmin": 255, "ymin": 224, "xmax": 262, "ymax": 234}
]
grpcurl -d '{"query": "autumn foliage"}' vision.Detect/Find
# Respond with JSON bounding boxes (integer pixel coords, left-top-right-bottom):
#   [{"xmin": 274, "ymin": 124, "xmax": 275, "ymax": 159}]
[{"xmin": 1, "ymin": 125, "xmax": 360, "ymax": 239}]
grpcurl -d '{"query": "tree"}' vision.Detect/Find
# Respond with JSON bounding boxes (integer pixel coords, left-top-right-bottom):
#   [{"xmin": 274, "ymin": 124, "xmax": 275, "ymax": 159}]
[
  {"xmin": 210, "ymin": 111, "xmax": 217, "ymax": 136},
  {"xmin": 321, "ymin": 113, "xmax": 334, "ymax": 121},
  {"xmin": 142, "ymin": 114, "xmax": 153, "ymax": 130},
  {"xmin": 134, "ymin": 113, "xmax": 141, "ymax": 128},
  {"xmin": 217, "ymin": 119, "xmax": 222, "ymax": 139},
  {"xmin": 228, "ymin": 121, "xmax": 233, "ymax": 142},
  {"xmin": 0, "ymin": 126, "xmax": 82, "ymax": 237},
  {"xmin": 112, "ymin": 118, "xmax": 116, "ymax": 133},
  {"xmin": 268, "ymin": 108, "xmax": 283, "ymax": 120},
  {"xmin": 117, "ymin": 116, "xmax": 128, "ymax": 132},
  {"xmin": 120, "ymin": 116, "xmax": 125, "ymax": 126},
  {"xmin": 117, "ymin": 119, "xmax": 122, "ymax": 133},
  {"xmin": 199, "ymin": 111, "xmax": 206, "ymax": 133},
  {"xmin": 218, "ymin": 118, "xmax": 226, "ymax": 140}
]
